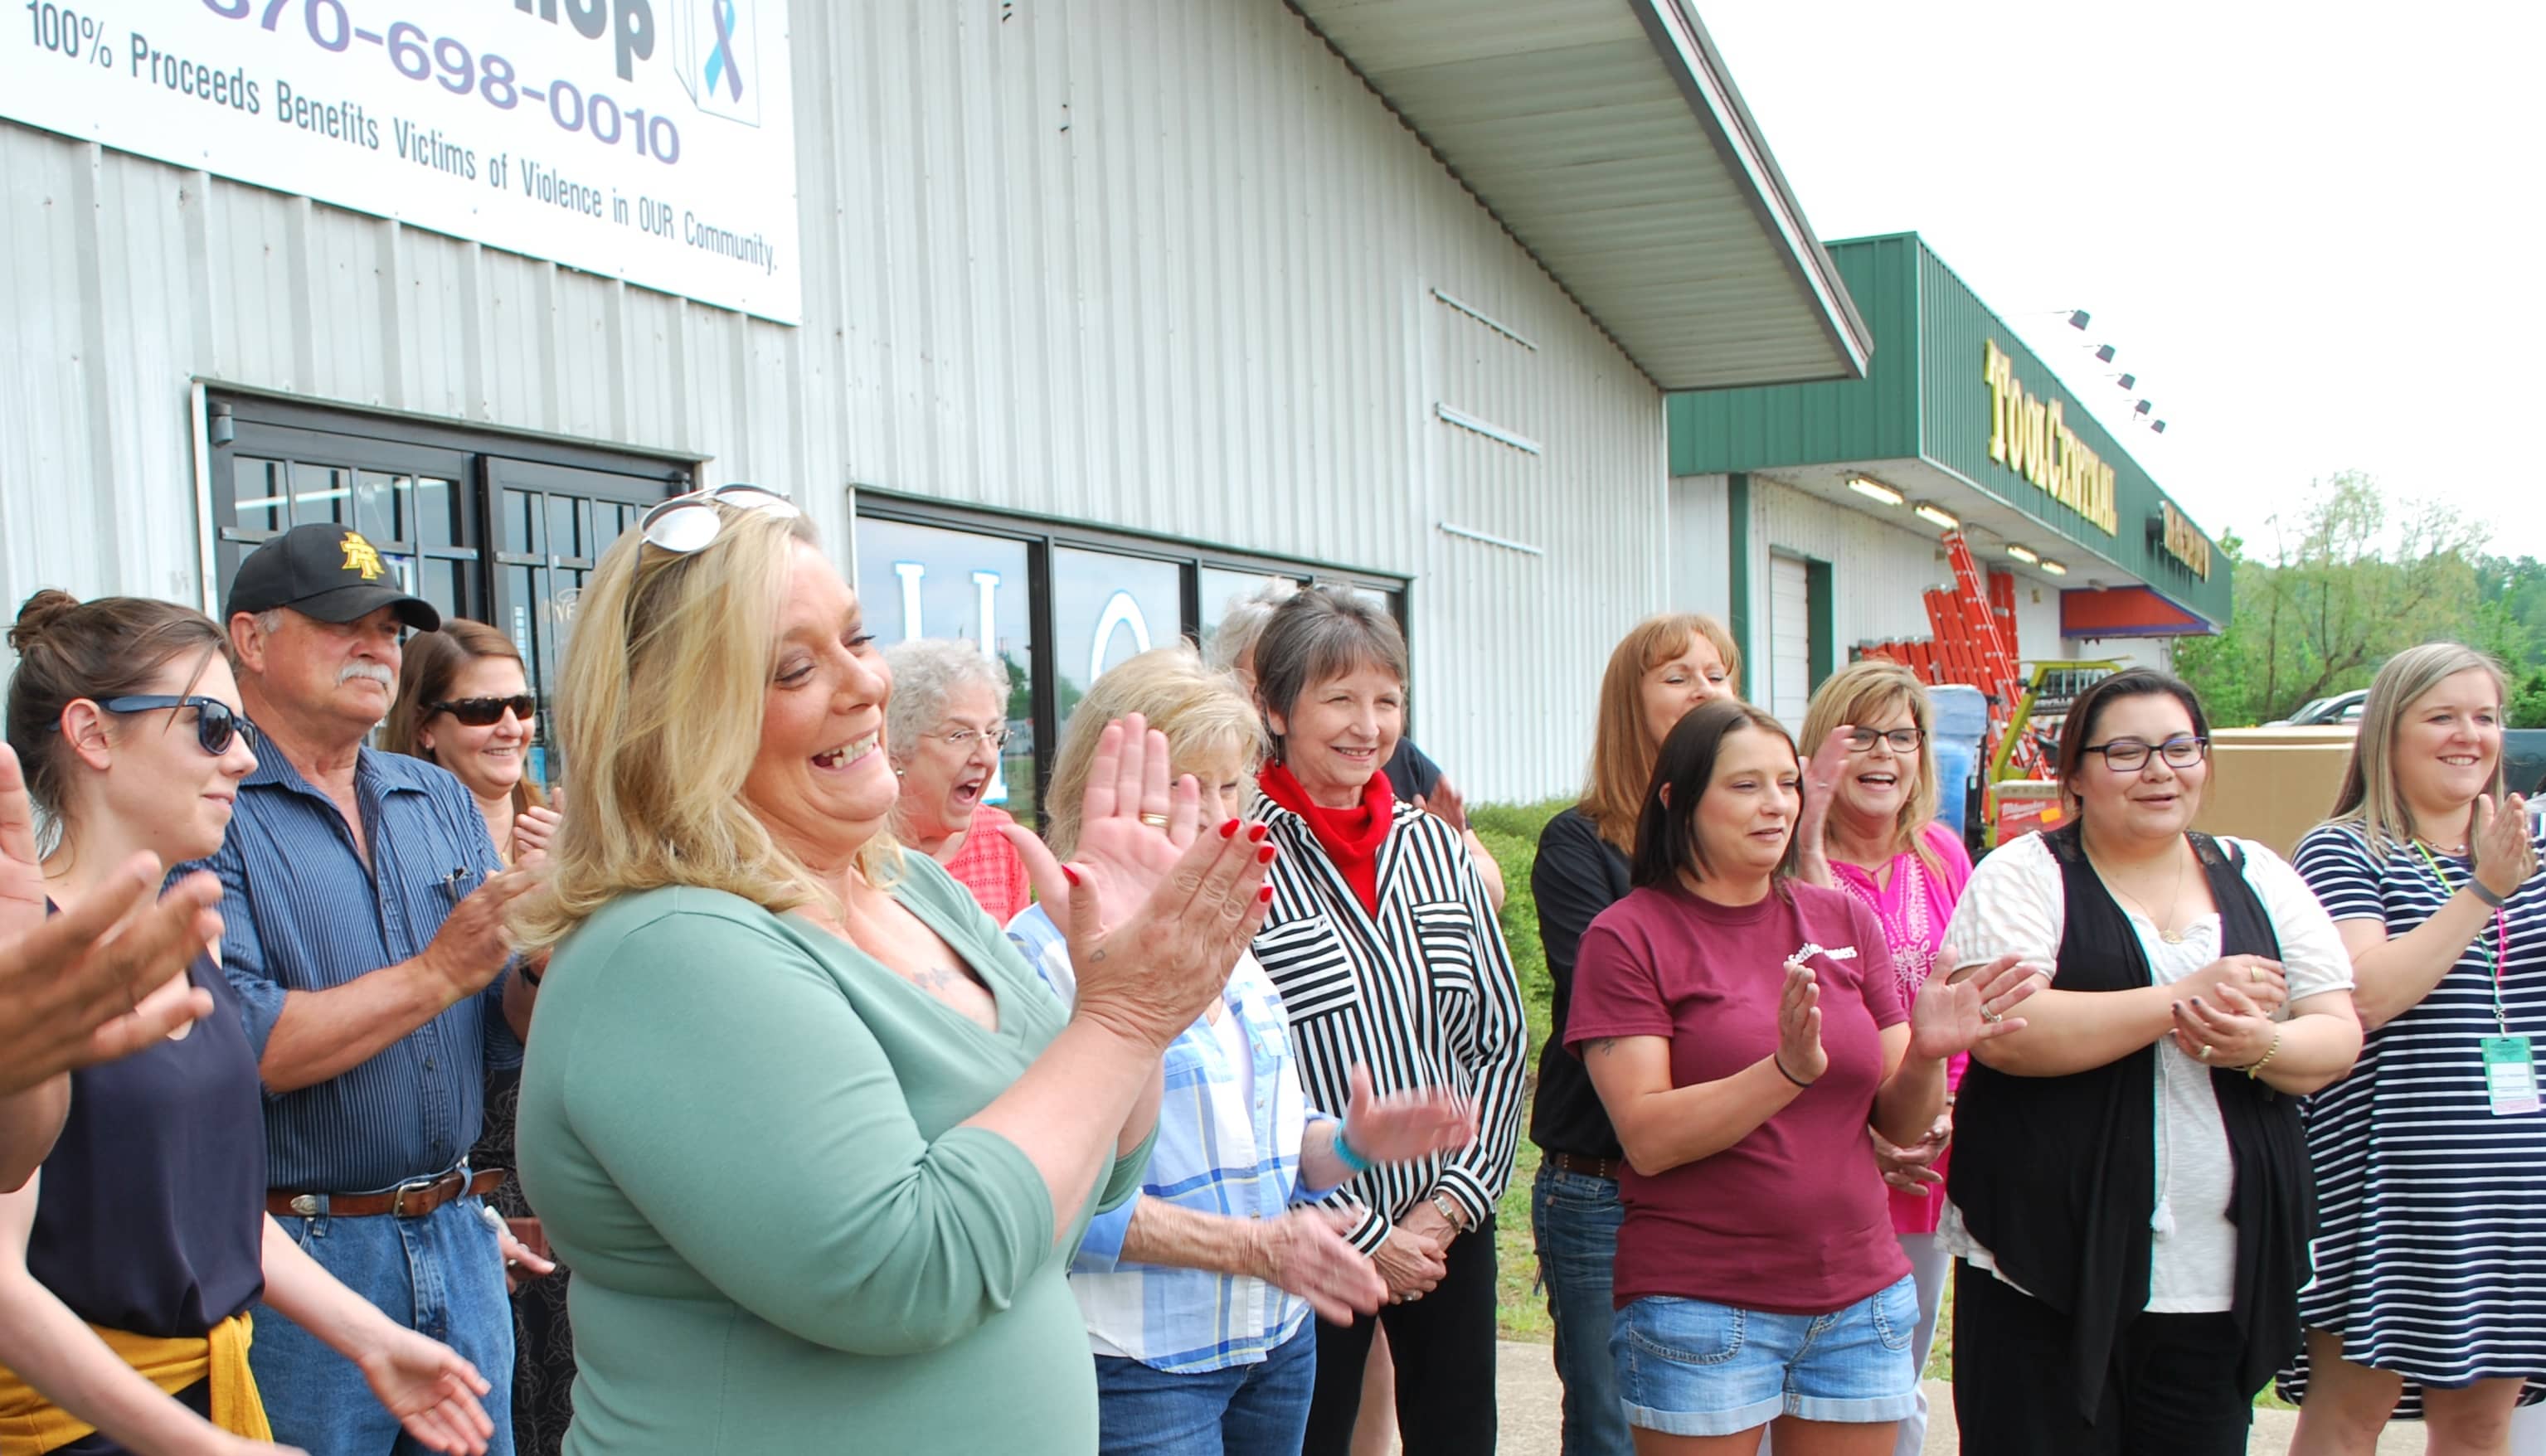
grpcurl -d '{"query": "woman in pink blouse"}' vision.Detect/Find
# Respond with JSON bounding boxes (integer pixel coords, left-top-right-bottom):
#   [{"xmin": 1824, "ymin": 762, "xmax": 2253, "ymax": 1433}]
[{"xmin": 1795, "ymin": 660, "xmax": 1975, "ymax": 1456}]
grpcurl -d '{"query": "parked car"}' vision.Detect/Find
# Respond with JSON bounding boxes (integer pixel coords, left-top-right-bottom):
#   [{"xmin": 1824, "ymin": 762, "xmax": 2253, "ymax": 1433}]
[{"xmin": 2270, "ymin": 689, "xmax": 2370, "ymax": 726}]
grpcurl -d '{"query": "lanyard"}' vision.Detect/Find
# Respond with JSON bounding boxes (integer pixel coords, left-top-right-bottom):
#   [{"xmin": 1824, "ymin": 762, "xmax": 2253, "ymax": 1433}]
[{"xmin": 2412, "ymin": 839, "xmax": 2514, "ymax": 1036}]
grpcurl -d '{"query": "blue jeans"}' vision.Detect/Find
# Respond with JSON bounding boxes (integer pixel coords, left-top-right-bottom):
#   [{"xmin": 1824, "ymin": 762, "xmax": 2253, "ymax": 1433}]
[
  {"xmin": 1092, "ymin": 1319, "xmax": 1317, "ymax": 1456},
  {"xmin": 254, "ymin": 1195, "xmax": 515, "ymax": 1456},
  {"xmin": 1532, "ymin": 1162, "xmax": 1634, "ymax": 1456}
]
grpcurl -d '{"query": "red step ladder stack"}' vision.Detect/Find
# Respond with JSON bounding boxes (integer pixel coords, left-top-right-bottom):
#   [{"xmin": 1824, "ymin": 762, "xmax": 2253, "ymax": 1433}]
[{"xmin": 1854, "ymin": 532, "xmax": 2045, "ymax": 779}]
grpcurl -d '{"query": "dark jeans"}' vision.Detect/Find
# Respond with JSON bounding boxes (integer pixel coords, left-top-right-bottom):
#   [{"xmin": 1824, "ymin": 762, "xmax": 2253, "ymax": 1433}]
[
  {"xmin": 1093, "ymin": 1319, "xmax": 1319, "ymax": 1456},
  {"xmin": 1531, "ymin": 1162, "xmax": 1633, "ymax": 1456},
  {"xmin": 1951, "ymin": 1259, "xmax": 2252, "ymax": 1456},
  {"xmin": 1303, "ymin": 1216, "xmax": 1498, "ymax": 1456}
]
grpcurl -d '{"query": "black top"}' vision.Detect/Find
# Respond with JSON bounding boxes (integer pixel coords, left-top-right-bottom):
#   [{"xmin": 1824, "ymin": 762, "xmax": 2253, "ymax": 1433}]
[
  {"xmin": 1527, "ymin": 808, "xmax": 1632, "ymax": 1162},
  {"xmin": 1949, "ymin": 827, "xmax": 2310, "ymax": 1417},
  {"xmin": 1382, "ymin": 739, "xmax": 1442, "ymax": 805},
  {"xmin": 28, "ymin": 950, "xmax": 267, "ymax": 1337}
]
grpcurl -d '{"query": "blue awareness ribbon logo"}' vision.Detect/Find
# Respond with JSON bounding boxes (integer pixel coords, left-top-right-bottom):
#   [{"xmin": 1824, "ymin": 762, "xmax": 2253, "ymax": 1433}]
[{"xmin": 702, "ymin": 0, "xmax": 744, "ymax": 102}]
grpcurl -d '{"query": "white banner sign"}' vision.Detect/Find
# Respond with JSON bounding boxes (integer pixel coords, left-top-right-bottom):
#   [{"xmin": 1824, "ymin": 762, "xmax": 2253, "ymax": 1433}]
[{"xmin": 3, "ymin": 0, "xmax": 800, "ymax": 323}]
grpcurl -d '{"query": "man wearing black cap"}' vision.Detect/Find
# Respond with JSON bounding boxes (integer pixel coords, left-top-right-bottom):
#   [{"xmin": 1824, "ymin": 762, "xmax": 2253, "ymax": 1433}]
[{"xmin": 196, "ymin": 523, "xmax": 543, "ymax": 1456}]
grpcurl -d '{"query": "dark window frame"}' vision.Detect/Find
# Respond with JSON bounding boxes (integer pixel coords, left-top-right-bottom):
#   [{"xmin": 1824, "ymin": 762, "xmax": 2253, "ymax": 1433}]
[{"xmin": 851, "ymin": 491, "xmax": 1410, "ymax": 824}]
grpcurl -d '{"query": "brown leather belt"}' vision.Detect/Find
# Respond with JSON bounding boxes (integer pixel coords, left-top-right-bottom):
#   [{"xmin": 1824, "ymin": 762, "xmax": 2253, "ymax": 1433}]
[
  {"xmin": 267, "ymin": 1168, "xmax": 504, "ymax": 1220},
  {"xmin": 1545, "ymin": 1152, "xmax": 1623, "ymax": 1182}
]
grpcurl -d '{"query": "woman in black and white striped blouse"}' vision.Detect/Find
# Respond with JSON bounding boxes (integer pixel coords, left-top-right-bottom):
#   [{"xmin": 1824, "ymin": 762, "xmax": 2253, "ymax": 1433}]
[{"xmin": 1244, "ymin": 587, "xmax": 1527, "ymax": 1456}]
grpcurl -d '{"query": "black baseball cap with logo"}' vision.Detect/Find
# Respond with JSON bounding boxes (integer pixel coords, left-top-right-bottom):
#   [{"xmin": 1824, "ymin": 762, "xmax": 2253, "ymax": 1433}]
[{"xmin": 223, "ymin": 524, "xmax": 442, "ymax": 632}]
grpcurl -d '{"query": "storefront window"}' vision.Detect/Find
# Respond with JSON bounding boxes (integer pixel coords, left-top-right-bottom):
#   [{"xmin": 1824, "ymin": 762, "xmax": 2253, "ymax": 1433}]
[
  {"xmin": 854, "ymin": 517, "xmax": 1037, "ymax": 822},
  {"xmin": 1052, "ymin": 546, "xmax": 1182, "ymax": 739},
  {"xmin": 1197, "ymin": 566, "xmax": 1302, "ymax": 666}
]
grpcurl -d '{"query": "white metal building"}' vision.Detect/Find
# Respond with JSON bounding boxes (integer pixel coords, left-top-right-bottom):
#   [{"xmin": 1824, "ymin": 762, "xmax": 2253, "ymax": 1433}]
[{"xmin": 1, "ymin": 0, "xmax": 1878, "ymax": 808}]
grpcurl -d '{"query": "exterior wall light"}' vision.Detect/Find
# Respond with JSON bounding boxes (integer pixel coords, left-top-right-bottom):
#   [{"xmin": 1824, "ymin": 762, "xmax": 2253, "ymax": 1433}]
[
  {"xmin": 2068, "ymin": 310, "xmax": 2092, "ymax": 330},
  {"xmin": 2040, "ymin": 559, "xmax": 2069, "ymax": 576},
  {"xmin": 1913, "ymin": 502, "xmax": 1961, "ymax": 531},
  {"xmin": 2006, "ymin": 544, "xmax": 2041, "ymax": 565},
  {"xmin": 2093, "ymin": 344, "xmax": 2117, "ymax": 363},
  {"xmin": 1846, "ymin": 476, "xmax": 1905, "ymax": 507},
  {"xmin": 2134, "ymin": 400, "xmax": 2154, "ymax": 416},
  {"xmin": 2150, "ymin": 420, "xmax": 2168, "ymax": 434}
]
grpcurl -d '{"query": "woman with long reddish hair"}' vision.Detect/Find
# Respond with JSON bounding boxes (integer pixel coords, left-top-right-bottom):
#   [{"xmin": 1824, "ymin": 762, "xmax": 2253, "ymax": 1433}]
[{"xmin": 1528, "ymin": 613, "xmax": 1737, "ymax": 1456}]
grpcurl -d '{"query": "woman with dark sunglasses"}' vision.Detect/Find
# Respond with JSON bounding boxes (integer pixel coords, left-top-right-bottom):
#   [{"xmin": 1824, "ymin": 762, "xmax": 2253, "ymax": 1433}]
[
  {"xmin": 385, "ymin": 621, "xmax": 573, "ymax": 1456},
  {"xmin": 1936, "ymin": 668, "xmax": 2362, "ymax": 1454},
  {"xmin": 0, "ymin": 590, "xmax": 494, "ymax": 1454},
  {"xmin": 386, "ymin": 623, "xmax": 562, "ymax": 871}
]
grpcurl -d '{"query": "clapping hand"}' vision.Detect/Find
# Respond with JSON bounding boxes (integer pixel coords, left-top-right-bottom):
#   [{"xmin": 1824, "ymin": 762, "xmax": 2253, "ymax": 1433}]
[
  {"xmin": 2472, "ymin": 792, "xmax": 2538, "ymax": 902},
  {"xmin": 0, "ymin": 745, "xmax": 221, "ymax": 1091},
  {"xmin": 1908, "ymin": 954, "xmax": 2040, "ymax": 1061},
  {"xmin": 1251, "ymin": 1207, "xmax": 1386, "ymax": 1324},
  {"xmin": 1873, "ymin": 1113, "xmax": 1950, "ymax": 1196},
  {"xmin": 2169, "ymin": 982, "xmax": 2276, "ymax": 1068},
  {"xmin": 1776, "ymin": 958, "xmax": 1827, "ymax": 1084},
  {"xmin": 1335, "ymin": 1065, "xmax": 1476, "ymax": 1165},
  {"xmin": 1411, "ymin": 776, "xmax": 1469, "ymax": 835},
  {"xmin": 1791, "ymin": 726, "xmax": 1854, "ymax": 889},
  {"xmin": 510, "ymin": 805, "xmax": 563, "ymax": 868},
  {"xmin": 1004, "ymin": 715, "xmax": 1207, "ymax": 934}
]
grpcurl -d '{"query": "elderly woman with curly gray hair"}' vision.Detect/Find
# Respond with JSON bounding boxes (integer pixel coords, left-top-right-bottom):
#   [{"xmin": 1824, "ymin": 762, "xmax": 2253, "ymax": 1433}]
[{"xmin": 883, "ymin": 638, "xmax": 1030, "ymax": 924}]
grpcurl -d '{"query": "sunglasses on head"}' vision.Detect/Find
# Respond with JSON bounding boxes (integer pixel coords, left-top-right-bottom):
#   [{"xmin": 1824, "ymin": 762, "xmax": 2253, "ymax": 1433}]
[
  {"xmin": 638, "ymin": 484, "xmax": 801, "ymax": 555},
  {"xmin": 430, "ymin": 695, "xmax": 536, "ymax": 727},
  {"xmin": 84, "ymin": 696, "xmax": 257, "ymax": 756}
]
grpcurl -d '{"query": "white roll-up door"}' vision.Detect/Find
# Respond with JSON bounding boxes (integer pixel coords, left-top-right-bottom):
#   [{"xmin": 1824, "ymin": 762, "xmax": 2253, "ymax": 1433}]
[{"xmin": 1769, "ymin": 553, "xmax": 1811, "ymax": 729}]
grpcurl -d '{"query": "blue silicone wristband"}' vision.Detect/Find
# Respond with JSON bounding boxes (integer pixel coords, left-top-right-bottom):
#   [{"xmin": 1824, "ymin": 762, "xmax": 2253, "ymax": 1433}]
[{"xmin": 1329, "ymin": 1124, "xmax": 1377, "ymax": 1176}]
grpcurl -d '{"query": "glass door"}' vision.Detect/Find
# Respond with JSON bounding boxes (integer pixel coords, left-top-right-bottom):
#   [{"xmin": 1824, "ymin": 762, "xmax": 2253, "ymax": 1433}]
[{"xmin": 483, "ymin": 458, "xmax": 672, "ymax": 791}]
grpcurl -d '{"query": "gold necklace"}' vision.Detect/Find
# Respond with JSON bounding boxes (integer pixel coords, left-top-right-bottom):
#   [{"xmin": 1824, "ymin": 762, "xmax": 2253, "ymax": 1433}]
[{"xmin": 2105, "ymin": 842, "xmax": 2193, "ymax": 944}]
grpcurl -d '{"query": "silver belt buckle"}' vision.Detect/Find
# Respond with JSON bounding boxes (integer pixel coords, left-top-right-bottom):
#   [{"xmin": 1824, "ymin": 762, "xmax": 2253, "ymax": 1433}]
[
  {"xmin": 389, "ymin": 1172, "xmax": 447, "ymax": 1217},
  {"xmin": 289, "ymin": 1193, "xmax": 321, "ymax": 1216}
]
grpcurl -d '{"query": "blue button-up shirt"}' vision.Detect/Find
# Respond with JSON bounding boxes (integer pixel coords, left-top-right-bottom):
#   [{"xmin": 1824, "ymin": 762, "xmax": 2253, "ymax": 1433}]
[
  {"xmin": 1009, "ymin": 906, "xmax": 1336, "ymax": 1372},
  {"xmin": 192, "ymin": 745, "xmax": 518, "ymax": 1191}
]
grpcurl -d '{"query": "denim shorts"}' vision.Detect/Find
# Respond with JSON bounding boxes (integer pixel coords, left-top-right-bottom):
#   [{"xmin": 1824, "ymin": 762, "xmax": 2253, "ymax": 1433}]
[{"xmin": 1611, "ymin": 1275, "xmax": 1921, "ymax": 1438}]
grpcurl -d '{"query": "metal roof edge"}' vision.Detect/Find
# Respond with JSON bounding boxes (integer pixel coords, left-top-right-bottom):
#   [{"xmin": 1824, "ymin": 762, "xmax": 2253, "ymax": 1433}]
[
  {"xmin": 1635, "ymin": 0, "xmax": 1874, "ymax": 377},
  {"xmin": 1915, "ymin": 452, "xmax": 2227, "ymax": 628}
]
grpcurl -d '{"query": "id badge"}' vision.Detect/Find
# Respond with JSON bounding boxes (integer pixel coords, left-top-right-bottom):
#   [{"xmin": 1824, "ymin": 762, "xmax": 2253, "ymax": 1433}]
[{"xmin": 2480, "ymin": 1036, "xmax": 2542, "ymax": 1117}]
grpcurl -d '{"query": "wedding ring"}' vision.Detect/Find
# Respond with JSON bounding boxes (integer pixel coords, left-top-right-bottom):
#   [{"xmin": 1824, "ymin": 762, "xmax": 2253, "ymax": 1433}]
[
  {"xmin": 1981, "ymin": 1007, "xmax": 2003, "ymax": 1024},
  {"xmin": 1139, "ymin": 813, "xmax": 1170, "ymax": 829},
  {"xmin": 2248, "ymin": 967, "xmax": 2261, "ymax": 983},
  {"xmin": 2198, "ymin": 1043, "xmax": 2214, "ymax": 1061}
]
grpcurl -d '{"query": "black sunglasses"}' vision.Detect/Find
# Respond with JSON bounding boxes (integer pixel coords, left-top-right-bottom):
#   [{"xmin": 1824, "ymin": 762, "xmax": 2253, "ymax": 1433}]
[
  {"xmin": 430, "ymin": 695, "xmax": 536, "ymax": 726},
  {"xmin": 88, "ymin": 696, "xmax": 257, "ymax": 756}
]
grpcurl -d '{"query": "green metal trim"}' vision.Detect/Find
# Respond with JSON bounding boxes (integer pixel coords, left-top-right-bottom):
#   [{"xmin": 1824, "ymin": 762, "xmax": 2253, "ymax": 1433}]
[
  {"xmin": 1727, "ymin": 473, "xmax": 1753, "ymax": 682},
  {"xmin": 1807, "ymin": 558, "xmax": 1835, "ymax": 690}
]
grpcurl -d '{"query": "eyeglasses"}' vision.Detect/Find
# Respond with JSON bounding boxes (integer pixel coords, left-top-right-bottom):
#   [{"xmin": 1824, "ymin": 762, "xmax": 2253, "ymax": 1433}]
[
  {"xmin": 638, "ymin": 484, "xmax": 801, "ymax": 555},
  {"xmin": 935, "ymin": 726, "xmax": 1010, "ymax": 753},
  {"xmin": 2081, "ymin": 736, "xmax": 2209, "ymax": 772},
  {"xmin": 85, "ymin": 696, "xmax": 257, "ymax": 756},
  {"xmin": 1844, "ymin": 726, "xmax": 1927, "ymax": 754},
  {"xmin": 430, "ymin": 695, "xmax": 536, "ymax": 726}
]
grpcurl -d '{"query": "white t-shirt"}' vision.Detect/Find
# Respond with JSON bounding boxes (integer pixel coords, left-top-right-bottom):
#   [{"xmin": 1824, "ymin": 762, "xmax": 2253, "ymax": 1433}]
[{"xmin": 1936, "ymin": 832, "xmax": 2354, "ymax": 1312}]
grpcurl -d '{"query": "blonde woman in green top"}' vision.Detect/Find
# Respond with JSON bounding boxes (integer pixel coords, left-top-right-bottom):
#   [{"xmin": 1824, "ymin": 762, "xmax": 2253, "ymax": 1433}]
[{"xmin": 510, "ymin": 489, "xmax": 1277, "ymax": 1454}]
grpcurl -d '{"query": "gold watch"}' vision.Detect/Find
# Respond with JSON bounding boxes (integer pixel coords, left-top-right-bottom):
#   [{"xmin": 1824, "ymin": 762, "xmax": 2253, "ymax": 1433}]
[{"xmin": 1430, "ymin": 1190, "xmax": 1470, "ymax": 1232}]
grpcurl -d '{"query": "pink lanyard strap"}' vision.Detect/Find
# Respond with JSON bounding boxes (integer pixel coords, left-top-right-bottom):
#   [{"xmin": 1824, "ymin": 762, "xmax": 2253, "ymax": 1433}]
[{"xmin": 2412, "ymin": 839, "xmax": 2513, "ymax": 1036}]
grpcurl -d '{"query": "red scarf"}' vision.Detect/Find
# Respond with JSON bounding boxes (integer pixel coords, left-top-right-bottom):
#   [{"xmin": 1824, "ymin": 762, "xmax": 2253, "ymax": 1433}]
[{"xmin": 1257, "ymin": 762, "xmax": 1395, "ymax": 917}]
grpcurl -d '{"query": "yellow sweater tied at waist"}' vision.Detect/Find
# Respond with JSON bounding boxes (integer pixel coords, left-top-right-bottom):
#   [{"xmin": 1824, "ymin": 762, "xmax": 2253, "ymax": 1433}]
[{"xmin": 0, "ymin": 1309, "xmax": 270, "ymax": 1454}]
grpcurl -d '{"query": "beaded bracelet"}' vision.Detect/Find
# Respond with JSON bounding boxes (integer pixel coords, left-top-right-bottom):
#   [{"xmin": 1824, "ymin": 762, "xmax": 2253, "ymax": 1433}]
[
  {"xmin": 1329, "ymin": 1124, "xmax": 1377, "ymax": 1175},
  {"xmin": 2242, "ymin": 1029, "xmax": 2283, "ymax": 1080}
]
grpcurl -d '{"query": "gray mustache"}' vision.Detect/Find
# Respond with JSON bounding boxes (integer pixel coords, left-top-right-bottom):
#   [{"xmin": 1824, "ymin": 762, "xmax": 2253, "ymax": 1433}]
[{"xmin": 338, "ymin": 662, "xmax": 396, "ymax": 688}]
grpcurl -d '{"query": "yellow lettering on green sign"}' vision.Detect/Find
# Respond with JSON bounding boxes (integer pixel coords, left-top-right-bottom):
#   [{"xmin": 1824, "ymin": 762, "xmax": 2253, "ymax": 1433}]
[
  {"xmin": 1982, "ymin": 339, "xmax": 2119, "ymax": 535},
  {"xmin": 2160, "ymin": 501, "xmax": 2213, "ymax": 579}
]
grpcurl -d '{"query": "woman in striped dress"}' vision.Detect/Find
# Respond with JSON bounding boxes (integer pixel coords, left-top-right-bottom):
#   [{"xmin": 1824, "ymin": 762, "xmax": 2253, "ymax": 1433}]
[
  {"xmin": 2285, "ymin": 643, "xmax": 2546, "ymax": 1452},
  {"xmin": 1242, "ymin": 587, "xmax": 1528, "ymax": 1456}
]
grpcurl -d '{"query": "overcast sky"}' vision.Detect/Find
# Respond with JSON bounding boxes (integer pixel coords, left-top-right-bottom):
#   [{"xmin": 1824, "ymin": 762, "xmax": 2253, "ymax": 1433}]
[{"xmin": 1698, "ymin": 0, "xmax": 2544, "ymax": 563}]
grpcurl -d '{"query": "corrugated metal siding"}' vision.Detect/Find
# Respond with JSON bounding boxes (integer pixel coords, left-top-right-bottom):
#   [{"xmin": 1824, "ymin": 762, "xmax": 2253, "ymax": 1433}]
[
  {"xmin": 1756, "ymin": 478, "xmax": 1950, "ymax": 659},
  {"xmin": 0, "ymin": 0, "xmax": 1668, "ymax": 803},
  {"xmin": 1668, "ymin": 233, "xmax": 1922, "ymax": 474},
  {"xmin": 1668, "ymin": 473, "xmax": 1734, "ymax": 624}
]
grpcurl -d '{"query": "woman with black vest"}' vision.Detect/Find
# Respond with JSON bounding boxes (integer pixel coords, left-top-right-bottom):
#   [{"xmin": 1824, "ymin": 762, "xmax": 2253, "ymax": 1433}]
[{"xmin": 1937, "ymin": 668, "xmax": 2362, "ymax": 1454}]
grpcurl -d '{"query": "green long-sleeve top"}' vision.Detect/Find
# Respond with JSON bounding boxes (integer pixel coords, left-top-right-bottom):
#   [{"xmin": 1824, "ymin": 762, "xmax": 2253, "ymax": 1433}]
[{"xmin": 514, "ymin": 859, "xmax": 1152, "ymax": 1454}]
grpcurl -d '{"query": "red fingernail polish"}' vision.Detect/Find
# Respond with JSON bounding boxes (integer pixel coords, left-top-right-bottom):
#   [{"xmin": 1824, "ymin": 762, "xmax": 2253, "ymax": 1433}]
[
  {"xmin": 1257, "ymin": 845, "xmax": 1275, "ymax": 864},
  {"xmin": 1259, "ymin": 886, "xmax": 1275, "ymax": 903},
  {"xmin": 1220, "ymin": 819, "xmax": 1241, "ymax": 839},
  {"xmin": 1062, "ymin": 866, "xmax": 1081, "ymax": 887},
  {"xmin": 1247, "ymin": 823, "xmax": 1269, "ymax": 842}
]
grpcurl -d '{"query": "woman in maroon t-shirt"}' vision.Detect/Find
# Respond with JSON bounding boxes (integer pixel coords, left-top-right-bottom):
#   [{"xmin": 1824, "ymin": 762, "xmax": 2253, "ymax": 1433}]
[{"xmin": 1567, "ymin": 699, "xmax": 2036, "ymax": 1454}]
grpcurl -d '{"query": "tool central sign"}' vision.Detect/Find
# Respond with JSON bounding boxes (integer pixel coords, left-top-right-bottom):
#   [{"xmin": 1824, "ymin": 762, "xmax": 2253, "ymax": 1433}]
[{"xmin": 1982, "ymin": 340, "xmax": 2118, "ymax": 535}]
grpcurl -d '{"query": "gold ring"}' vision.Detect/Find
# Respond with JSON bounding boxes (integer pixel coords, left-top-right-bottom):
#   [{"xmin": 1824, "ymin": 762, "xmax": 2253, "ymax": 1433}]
[
  {"xmin": 2197, "ymin": 1043, "xmax": 2213, "ymax": 1061},
  {"xmin": 2249, "ymin": 968, "xmax": 2261, "ymax": 983},
  {"xmin": 1139, "ymin": 813, "xmax": 1170, "ymax": 829}
]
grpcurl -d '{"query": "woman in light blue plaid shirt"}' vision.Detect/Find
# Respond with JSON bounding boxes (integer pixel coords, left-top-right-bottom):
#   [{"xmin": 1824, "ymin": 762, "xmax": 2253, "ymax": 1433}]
[{"xmin": 1007, "ymin": 646, "xmax": 1475, "ymax": 1456}]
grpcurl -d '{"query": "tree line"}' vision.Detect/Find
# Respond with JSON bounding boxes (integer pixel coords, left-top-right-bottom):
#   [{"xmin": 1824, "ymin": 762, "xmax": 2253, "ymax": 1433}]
[{"xmin": 2172, "ymin": 472, "xmax": 2546, "ymax": 728}]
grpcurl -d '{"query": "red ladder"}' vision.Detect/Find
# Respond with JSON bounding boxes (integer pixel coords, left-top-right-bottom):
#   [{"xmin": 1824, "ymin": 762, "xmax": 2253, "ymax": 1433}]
[{"xmin": 1940, "ymin": 530, "xmax": 2047, "ymax": 779}]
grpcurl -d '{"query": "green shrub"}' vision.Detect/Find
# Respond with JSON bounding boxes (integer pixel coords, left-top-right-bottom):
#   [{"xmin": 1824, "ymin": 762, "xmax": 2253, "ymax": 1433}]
[{"xmin": 1472, "ymin": 796, "xmax": 1574, "ymax": 1341}]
